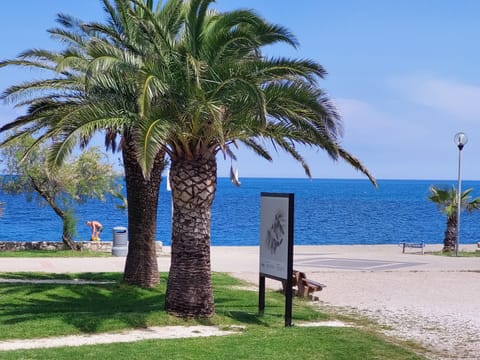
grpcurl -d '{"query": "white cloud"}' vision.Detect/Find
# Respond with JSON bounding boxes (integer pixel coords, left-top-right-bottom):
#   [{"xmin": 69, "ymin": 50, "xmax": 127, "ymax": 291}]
[
  {"xmin": 335, "ymin": 98, "xmax": 392, "ymax": 133},
  {"xmin": 330, "ymin": 95, "xmax": 480, "ymax": 180},
  {"xmin": 335, "ymin": 98, "xmax": 426, "ymax": 149},
  {"xmin": 391, "ymin": 76, "xmax": 480, "ymax": 120}
]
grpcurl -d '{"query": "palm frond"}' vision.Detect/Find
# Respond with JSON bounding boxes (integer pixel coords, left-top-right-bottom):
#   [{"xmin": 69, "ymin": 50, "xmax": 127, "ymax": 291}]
[
  {"xmin": 428, "ymin": 185, "xmax": 480, "ymax": 216},
  {"xmin": 240, "ymin": 138, "xmax": 272, "ymax": 161},
  {"xmin": 135, "ymin": 116, "xmax": 170, "ymax": 177},
  {"xmin": 337, "ymin": 149, "xmax": 377, "ymax": 187}
]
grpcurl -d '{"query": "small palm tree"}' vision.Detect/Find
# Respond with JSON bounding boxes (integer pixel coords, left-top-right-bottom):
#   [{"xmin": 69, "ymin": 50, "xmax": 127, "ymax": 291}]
[{"xmin": 428, "ymin": 186, "xmax": 480, "ymax": 252}]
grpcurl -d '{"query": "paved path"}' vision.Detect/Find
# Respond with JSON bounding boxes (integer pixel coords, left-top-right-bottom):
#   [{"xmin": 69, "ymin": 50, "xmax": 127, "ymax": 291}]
[{"xmin": 1, "ymin": 244, "xmax": 478, "ymax": 274}]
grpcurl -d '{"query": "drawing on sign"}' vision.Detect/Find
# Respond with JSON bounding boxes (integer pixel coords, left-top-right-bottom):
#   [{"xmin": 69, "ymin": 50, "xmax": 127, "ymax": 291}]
[{"xmin": 264, "ymin": 209, "xmax": 285, "ymax": 254}]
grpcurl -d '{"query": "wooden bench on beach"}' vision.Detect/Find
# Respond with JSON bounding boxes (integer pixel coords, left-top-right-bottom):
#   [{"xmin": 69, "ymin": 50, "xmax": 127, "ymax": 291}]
[
  {"xmin": 299, "ymin": 277, "xmax": 326, "ymax": 299},
  {"xmin": 282, "ymin": 270, "xmax": 326, "ymax": 299},
  {"xmin": 400, "ymin": 241, "xmax": 425, "ymax": 254}
]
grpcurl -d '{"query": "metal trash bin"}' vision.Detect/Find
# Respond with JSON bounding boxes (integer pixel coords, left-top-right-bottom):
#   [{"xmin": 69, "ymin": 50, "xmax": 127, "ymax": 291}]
[{"xmin": 112, "ymin": 226, "xmax": 128, "ymax": 256}]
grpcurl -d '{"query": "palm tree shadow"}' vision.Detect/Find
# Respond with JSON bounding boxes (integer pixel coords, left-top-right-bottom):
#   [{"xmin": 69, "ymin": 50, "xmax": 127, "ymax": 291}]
[
  {"xmin": 0, "ymin": 281, "xmax": 165, "ymax": 333},
  {"xmin": 213, "ymin": 289, "xmax": 284, "ymax": 326}
]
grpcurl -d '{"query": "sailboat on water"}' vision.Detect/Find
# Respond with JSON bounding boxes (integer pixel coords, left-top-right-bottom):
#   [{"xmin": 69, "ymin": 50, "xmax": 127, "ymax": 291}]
[{"xmin": 230, "ymin": 166, "xmax": 241, "ymax": 187}]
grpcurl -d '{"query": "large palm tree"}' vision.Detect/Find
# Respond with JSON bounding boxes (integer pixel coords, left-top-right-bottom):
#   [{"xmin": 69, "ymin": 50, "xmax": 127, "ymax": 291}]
[
  {"xmin": 120, "ymin": 0, "xmax": 376, "ymax": 317},
  {"xmin": 2, "ymin": 0, "xmax": 376, "ymax": 318},
  {"xmin": 428, "ymin": 186, "xmax": 480, "ymax": 252},
  {"xmin": 0, "ymin": 0, "xmax": 171, "ymax": 287}
]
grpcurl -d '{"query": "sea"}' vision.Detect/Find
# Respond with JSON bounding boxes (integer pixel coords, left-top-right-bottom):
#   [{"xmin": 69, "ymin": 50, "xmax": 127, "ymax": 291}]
[{"xmin": 1, "ymin": 178, "xmax": 480, "ymax": 247}]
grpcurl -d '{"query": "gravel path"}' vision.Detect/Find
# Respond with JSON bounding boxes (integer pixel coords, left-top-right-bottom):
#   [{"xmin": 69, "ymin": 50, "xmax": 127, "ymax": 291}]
[
  {"xmin": 230, "ymin": 245, "xmax": 480, "ymax": 360},
  {"xmin": 311, "ymin": 270, "xmax": 480, "ymax": 360},
  {"xmin": 0, "ymin": 321, "xmax": 350, "ymax": 351},
  {"xmin": 234, "ymin": 270, "xmax": 480, "ymax": 359},
  {"xmin": 0, "ymin": 326, "xmax": 239, "ymax": 351}
]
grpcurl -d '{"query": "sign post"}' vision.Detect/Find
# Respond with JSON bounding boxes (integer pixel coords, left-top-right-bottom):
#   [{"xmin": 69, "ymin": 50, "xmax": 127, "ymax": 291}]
[{"xmin": 258, "ymin": 192, "xmax": 294, "ymax": 327}]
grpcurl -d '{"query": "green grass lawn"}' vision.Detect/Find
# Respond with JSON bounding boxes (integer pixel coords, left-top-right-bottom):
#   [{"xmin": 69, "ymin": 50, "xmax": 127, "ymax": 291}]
[{"xmin": 0, "ymin": 272, "xmax": 425, "ymax": 359}]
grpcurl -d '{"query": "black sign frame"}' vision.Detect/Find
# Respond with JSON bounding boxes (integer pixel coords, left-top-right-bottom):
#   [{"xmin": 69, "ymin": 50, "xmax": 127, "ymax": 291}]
[{"xmin": 258, "ymin": 192, "xmax": 294, "ymax": 327}]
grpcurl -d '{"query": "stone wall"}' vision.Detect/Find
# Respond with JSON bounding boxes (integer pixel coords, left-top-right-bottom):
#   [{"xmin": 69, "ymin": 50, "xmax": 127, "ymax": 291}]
[{"xmin": 0, "ymin": 241, "xmax": 163, "ymax": 253}]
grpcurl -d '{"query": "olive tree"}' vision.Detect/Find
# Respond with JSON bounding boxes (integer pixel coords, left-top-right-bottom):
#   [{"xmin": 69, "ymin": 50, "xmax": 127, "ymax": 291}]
[{"xmin": 0, "ymin": 136, "xmax": 121, "ymax": 249}]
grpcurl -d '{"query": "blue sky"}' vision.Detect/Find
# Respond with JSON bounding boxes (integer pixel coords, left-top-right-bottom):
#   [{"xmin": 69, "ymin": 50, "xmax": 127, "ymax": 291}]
[{"xmin": 1, "ymin": 1, "xmax": 480, "ymax": 181}]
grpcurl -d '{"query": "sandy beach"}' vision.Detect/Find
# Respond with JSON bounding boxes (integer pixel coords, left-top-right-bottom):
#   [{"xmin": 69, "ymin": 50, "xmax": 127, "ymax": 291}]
[{"xmin": 1, "ymin": 244, "xmax": 479, "ymax": 359}]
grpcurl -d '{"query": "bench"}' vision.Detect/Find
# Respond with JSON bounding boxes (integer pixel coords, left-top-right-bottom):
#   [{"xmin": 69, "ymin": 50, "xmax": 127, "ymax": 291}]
[
  {"xmin": 282, "ymin": 270, "xmax": 326, "ymax": 299},
  {"xmin": 298, "ymin": 277, "xmax": 326, "ymax": 298},
  {"xmin": 400, "ymin": 241, "xmax": 425, "ymax": 254}
]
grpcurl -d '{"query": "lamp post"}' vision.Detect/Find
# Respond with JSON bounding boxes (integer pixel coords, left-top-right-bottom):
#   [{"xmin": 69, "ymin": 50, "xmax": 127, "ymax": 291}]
[{"xmin": 454, "ymin": 132, "xmax": 468, "ymax": 257}]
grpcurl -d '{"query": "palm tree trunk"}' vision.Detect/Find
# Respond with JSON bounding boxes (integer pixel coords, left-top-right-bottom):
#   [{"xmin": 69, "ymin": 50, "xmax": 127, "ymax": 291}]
[
  {"xmin": 122, "ymin": 135, "xmax": 165, "ymax": 287},
  {"xmin": 443, "ymin": 215, "xmax": 457, "ymax": 252},
  {"xmin": 165, "ymin": 155, "xmax": 217, "ymax": 318}
]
